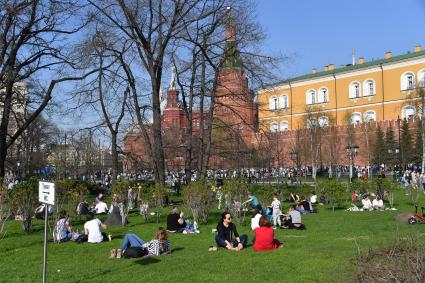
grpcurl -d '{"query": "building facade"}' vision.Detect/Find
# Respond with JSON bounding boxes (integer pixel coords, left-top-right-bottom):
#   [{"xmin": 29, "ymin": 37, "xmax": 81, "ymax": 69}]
[{"xmin": 258, "ymin": 46, "xmax": 425, "ymax": 132}]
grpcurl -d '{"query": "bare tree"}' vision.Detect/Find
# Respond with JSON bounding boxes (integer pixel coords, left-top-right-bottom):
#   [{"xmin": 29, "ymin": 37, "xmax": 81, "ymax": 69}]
[{"xmin": 0, "ymin": 0, "xmax": 107, "ymax": 177}]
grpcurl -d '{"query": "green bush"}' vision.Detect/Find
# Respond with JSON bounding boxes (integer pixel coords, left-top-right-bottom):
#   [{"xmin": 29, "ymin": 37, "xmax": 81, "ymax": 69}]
[
  {"xmin": 182, "ymin": 179, "xmax": 211, "ymax": 224},
  {"xmin": 250, "ymin": 184, "xmax": 275, "ymax": 208},
  {"xmin": 222, "ymin": 178, "xmax": 250, "ymax": 224},
  {"xmin": 8, "ymin": 178, "xmax": 38, "ymax": 233},
  {"xmin": 318, "ymin": 179, "xmax": 350, "ymax": 212},
  {"xmin": 55, "ymin": 180, "xmax": 89, "ymax": 216},
  {"xmin": 110, "ymin": 180, "xmax": 136, "ymax": 226}
]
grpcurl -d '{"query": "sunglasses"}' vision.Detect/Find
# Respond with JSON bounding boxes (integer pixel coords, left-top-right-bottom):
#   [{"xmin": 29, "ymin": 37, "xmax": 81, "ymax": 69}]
[{"xmin": 226, "ymin": 216, "xmax": 232, "ymax": 220}]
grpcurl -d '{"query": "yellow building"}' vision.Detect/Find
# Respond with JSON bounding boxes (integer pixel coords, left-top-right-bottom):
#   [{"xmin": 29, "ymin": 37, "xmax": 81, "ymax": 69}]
[{"xmin": 258, "ymin": 45, "xmax": 425, "ymax": 132}]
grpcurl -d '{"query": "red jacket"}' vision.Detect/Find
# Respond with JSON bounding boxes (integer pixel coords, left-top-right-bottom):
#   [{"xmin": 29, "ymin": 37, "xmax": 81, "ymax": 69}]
[{"xmin": 253, "ymin": 227, "xmax": 281, "ymax": 251}]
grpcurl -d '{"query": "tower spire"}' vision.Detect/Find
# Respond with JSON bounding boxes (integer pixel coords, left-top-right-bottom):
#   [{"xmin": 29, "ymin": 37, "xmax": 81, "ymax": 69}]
[
  {"xmin": 222, "ymin": 6, "xmax": 242, "ymax": 69},
  {"xmin": 169, "ymin": 66, "xmax": 176, "ymax": 90}
]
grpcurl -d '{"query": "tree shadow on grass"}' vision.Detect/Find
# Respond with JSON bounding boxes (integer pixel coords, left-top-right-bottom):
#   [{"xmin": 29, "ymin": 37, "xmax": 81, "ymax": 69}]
[{"xmin": 134, "ymin": 257, "xmax": 161, "ymax": 265}]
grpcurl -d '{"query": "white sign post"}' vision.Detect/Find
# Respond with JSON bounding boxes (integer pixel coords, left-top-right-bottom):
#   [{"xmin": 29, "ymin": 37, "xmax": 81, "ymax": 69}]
[{"xmin": 39, "ymin": 182, "xmax": 55, "ymax": 283}]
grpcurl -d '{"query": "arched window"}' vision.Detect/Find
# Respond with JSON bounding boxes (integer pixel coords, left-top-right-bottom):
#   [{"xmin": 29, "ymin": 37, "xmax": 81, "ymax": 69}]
[
  {"xmin": 306, "ymin": 90, "xmax": 316, "ymax": 105},
  {"xmin": 363, "ymin": 79, "xmax": 375, "ymax": 96},
  {"xmin": 318, "ymin": 87, "xmax": 328, "ymax": 103},
  {"xmin": 270, "ymin": 122, "xmax": 279, "ymax": 132},
  {"xmin": 279, "ymin": 94, "xmax": 288, "ymax": 109},
  {"xmin": 363, "ymin": 110, "xmax": 376, "ymax": 122},
  {"xmin": 318, "ymin": 116, "xmax": 329, "ymax": 127},
  {"xmin": 269, "ymin": 96, "xmax": 278, "ymax": 110},
  {"xmin": 349, "ymin": 82, "xmax": 361, "ymax": 98},
  {"xmin": 351, "ymin": 112, "xmax": 362, "ymax": 124},
  {"xmin": 280, "ymin": 121, "xmax": 289, "ymax": 131},
  {"xmin": 402, "ymin": 106, "xmax": 416, "ymax": 119},
  {"xmin": 401, "ymin": 72, "xmax": 416, "ymax": 91},
  {"xmin": 418, "ymin": 69, "xmax": 425, "ymax": 88}
]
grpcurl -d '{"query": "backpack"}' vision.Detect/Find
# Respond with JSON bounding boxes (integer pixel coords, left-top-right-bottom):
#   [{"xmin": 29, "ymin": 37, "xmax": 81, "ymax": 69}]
[{"xmin": 123, "ymin": 247, "xmax": 147, "ymax": 258}]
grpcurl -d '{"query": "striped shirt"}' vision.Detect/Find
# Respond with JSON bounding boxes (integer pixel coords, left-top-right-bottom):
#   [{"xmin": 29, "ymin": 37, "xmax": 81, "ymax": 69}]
[{"xmin": 143, "ymin": 239, "xmax": 170, "ymax": 256}]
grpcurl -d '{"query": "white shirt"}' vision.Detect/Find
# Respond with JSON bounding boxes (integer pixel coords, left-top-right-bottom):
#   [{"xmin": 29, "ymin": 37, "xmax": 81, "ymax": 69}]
[
  {"xmin": 362, "ymin": 199, "xmax": 373, "ymax": 210},
  {"xmin": 271, "ymin": 199, "xmax": 281, "ymax": 212},
  {"xmin": 84, "ymin": 219, "xmax": 103, "ymax": 243},
  {"xmin": 310, "ymin": 195, "xmax": 317, "ymax": 204},
  {"xmin": 372, "ymin": 199, "xmax": 384, "ymax": 208},
  {"xmin": 251, "ymin": 213, "xmax": 262, "ymax": 230},
  {"xmin": 95, "ymin": 202, "xmax": 108, "ymax": 214}
]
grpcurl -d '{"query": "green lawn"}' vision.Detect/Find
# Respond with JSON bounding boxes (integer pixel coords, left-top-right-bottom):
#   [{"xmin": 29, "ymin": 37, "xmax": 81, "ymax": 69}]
[{"xmin": 1, "ymin": 191, "xmax": 425, "ymax": 283}]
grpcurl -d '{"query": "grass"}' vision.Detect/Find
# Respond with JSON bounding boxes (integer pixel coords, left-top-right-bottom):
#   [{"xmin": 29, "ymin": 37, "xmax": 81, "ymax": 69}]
[{"xmin": 1, "ymin": 190, "xmax": 425, "ymax": 283}]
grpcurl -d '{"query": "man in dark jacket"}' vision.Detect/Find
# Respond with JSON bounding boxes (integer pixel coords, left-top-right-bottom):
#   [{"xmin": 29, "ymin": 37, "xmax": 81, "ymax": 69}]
[{"xmin": 215, "ymin": 212, "xmax": 248, "ymax": 250}]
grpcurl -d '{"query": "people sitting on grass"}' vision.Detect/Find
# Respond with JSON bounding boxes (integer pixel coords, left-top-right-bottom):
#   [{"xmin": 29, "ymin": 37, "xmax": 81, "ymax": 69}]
[
  {"xmin": 166, "ymin": 207, "xmax": 186, "ymax": 233},
  {"xmin": 251, "ymin": 208, "xmax": 262, "ymax": 231},
  {"xmin": 372, "ymin": 195, "xmax": 384, "ymax": 210},
  {"xmin": 361, "ymin": 195, "xmax": 373, "ymax": 211},
  {"xmin": 282, "ymin": 205, "xmax": 305, "ymax": 230},
  {"xmin": 215, "ymin": 212, "xmax": 248, "ymax": 251},
  {"xmin": 76, "ymin": 200, "xmax": 90, "ymax": 216},
  {"xmin": 84, "ymin": 214, "xmax": 110, "ymax": 243},
  {"xmin": 111, "ymin": 228, "xmax": 170, "ymax": 259},
  {"xmin": 243, "ymin": 192, "xmax": 262, "ymax": 211},
  {"xmin": 268, "ymin": 194, "xmax": 281, "ymax": 228},
  {"xmin": 310, "ymin": 191, "xmax": 317, "ymax": 204},
  {"xmin": 53, "ymin": 210, "xmax": 73, "ymax": 242},
  {"xmin": 253, "ymin": 215, "xmax": 283, "ymax": 251},
  {"xmin": 298, "ymin": 196, "xmax": 313, "ymax": 214},
  {"xmin": 94, "ymin": 192, "xmax": 104, "ymax": 206},
  {"xmin": 289, "ymin": 192, "xmax": 300, "ymax": 203},
  {"xmin": 351, "ymin": 191, "xmax": 359, "ymax": 202},
  {"xmin": 94, "ymin": 199, "xmax": 108, "ymax": 215}
]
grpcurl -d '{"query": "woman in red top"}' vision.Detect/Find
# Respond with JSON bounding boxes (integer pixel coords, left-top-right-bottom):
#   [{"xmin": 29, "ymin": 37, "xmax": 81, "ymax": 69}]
[{"xmin": 253, "ymin": 215, "xmax": 283, "ymax": 251}]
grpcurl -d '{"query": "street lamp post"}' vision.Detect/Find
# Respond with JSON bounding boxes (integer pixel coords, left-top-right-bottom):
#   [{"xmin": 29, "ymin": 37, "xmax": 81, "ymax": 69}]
[
  {"xmin": 16, "ymin": 161, "xmax": 20, "ymax": 180},
  {"xmin": 346, "ymin": 145, "xmax": 360, "ymax": 182},
  {"xmin": 388, "ymin": 148, "xmax": 400, "ymax": 179}
]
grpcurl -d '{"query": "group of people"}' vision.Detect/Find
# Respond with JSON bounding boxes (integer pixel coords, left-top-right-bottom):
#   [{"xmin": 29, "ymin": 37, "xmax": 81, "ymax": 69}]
[
  {"xmin": 53, "ymin": 210, "xmax": 110, "ymax": 244},
  {"xmin": 351, "ymin": 193, "xmax": 385, "ymax": 211}
]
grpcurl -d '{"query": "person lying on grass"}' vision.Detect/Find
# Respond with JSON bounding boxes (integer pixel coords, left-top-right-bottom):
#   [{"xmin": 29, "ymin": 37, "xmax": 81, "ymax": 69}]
[
  {"xmin": 253, "ymin": 215, "xmax": 283, "ymax": 251},
  {"xmin": 215, "ymin": 212, "xmax": 248, "ymax": 251},
  {"xmin": 111, "ymin": 227, "xmax": 170, "ymax": 259}
]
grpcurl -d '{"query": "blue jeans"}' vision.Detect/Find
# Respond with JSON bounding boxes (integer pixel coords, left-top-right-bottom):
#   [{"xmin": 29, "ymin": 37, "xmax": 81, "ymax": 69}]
[
  {"xmin": 215, "ymin": 234, "xmax": 248, "ymax": 249},
  {"xmin": 120, "ymin": 233, "xmax": 144, "ymax": 251},
  {"xmin": 60, "ymin": 232, "xmax": 72, "ymax": 242}
]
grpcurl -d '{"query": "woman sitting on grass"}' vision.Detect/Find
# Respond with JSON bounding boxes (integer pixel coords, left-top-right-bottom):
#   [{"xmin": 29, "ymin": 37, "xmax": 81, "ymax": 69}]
[
  {"xmin": 53, "ymin": 210, "xmax": 73, "ymax": 242},
  {"xmin": 215, "ymin": 212, "xmax": 248, "ymax": 251},
  {"xmin": 111, "ymin": 227, "xmax": 170, "ymax": 258},
  {"xmin": 253, "ymin": 215, "xmax": 283, "ymax": 251}
]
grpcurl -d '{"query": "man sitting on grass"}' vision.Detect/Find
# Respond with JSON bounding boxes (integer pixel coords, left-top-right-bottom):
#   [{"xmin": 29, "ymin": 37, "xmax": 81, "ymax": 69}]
[
  {"xmin": 282, "ymin": 205, "xmax": 305, "ymax": 230},
  {"xmin": 166, "ymin": 207, "xmax": 186, "ymax": 233},
  {"xmin": 215, "ymin": 212, "xmax": 248, "ymax": 251},
  {"xmin": 83, "ymin": 214, "xmax": 110, "ymax": 243}
]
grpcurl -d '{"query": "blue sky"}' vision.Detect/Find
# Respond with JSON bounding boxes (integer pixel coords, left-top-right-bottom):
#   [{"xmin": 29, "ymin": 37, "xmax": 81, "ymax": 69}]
[{"xmin": 257, "ymin": 0, "xmax": 425, "ymax": 79}]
